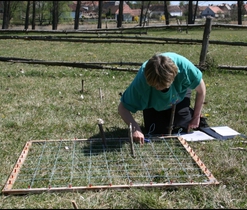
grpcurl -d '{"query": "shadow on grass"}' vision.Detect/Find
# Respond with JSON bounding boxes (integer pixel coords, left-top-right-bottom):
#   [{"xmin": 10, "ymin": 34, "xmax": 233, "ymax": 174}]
[{"xmin": 82, "ymin": 126, "xmax": 146, "ymax": 156}]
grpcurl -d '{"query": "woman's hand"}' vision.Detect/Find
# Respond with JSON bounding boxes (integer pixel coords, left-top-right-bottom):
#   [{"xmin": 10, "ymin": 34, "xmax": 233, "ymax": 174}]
[
  {"xmin": 132, "ymin": 130, "xmax": 144, "ymax": 145},
  {"xmin": 188, "ymin": 116, "xmax": 200, "ymax": 132},
  {"xmin": 188, "ymin": 79, "xmax": 206, "ymax": 132},
  {"xmin": 118, "ymin": 102, "xmax": 144, "ymax": 145}
]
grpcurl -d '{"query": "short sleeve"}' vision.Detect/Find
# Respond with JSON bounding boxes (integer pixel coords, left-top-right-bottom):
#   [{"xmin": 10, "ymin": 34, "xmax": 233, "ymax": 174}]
[{"xmin": 120, "ymin": 65, "xmax": 150, "ymax": 113}]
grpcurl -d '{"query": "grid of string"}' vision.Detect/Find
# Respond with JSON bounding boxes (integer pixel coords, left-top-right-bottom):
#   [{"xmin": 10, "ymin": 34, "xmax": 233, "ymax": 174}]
[{"xmin": 12, "ymin": 138, "xmax": 209, "ymax": 189}]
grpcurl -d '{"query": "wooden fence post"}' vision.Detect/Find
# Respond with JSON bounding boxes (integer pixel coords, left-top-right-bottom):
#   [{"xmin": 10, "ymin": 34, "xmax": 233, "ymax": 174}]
[{"xmin": 199, "ymin": 17, "xmax": 212, "ymax": 68}]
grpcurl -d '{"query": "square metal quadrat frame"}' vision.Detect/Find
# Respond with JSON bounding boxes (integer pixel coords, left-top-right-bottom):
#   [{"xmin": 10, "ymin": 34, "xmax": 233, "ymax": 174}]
[{"xmin": 2, "ymin": 136, "xmax": 219, "ymax": 195}]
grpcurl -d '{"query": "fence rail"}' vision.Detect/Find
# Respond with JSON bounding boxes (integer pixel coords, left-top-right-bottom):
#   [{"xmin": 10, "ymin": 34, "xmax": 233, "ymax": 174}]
[
  {"xmin": 1, "ymin": 18, "xmax": 246, "ymax": 71},
  {"xmin": 0, "ymin": 35, "xmax": 246, "ymax": 46},
  {"xmin": 0, "ymin": 56, "xmax": 246, "ymax": 72}
]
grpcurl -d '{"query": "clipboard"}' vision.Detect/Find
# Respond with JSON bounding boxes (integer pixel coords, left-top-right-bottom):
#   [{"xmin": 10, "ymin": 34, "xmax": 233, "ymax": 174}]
[
  {"xmin": 145, "ymin": 126, "xmax": 246, "ymax": 142},
  {"xmin": 179, "ymin": 130, "xmax": 214, "ymax": 142},
  {"xmin": 199, "ymin": 126, "xmax": 245, "ymax": 140}
]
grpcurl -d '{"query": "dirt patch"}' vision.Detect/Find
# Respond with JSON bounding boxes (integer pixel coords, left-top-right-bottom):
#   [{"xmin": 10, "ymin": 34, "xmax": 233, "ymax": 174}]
[{"xmin": 8, "ymin": 23, "xmax": 141, "ymax": 30}]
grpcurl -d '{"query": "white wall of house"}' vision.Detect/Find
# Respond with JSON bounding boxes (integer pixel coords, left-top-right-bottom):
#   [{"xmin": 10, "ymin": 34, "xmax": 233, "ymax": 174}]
[
  {"xmin": 170, "ymin": 11, "xmax": 182, "ymax": 17},
  {"xmin": 150, "ymin": 10, "xmax": 182, "ymax": 18}
]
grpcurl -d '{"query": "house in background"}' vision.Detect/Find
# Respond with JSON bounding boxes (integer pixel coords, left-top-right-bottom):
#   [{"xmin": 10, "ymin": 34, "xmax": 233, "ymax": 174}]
[
  {"xmin": 69, "ymin": 1, "xmax": 99, "ymax": 19},
  {"xmin": 103, "ymin": 1, "xmax": 139, "ymax": 22},
  {"xmin": 115, "ymin": 3, "xmax": 135, "ymax": 22},
  {"xmin": 217, "ymin": 3, "xmax": 231, "ymax": 18},
  {"xmin": 68, "ymin": 1, "xmax": 82, "ymax": 19},
  {"xmin": 169, "ymin": 5, "xmax": 183, "ymax": 17},
  {"xmin": 79, "ymin": 1, "xmax": 99, "ymax": 18},
  {"xmin": 149, "ymin": 4, "xmax": 183, "ymax": 19},
  {"xmin": 148, "ymin": 4, "xmax": 163, "ymax": 19},
  {"xmin": 1, "ymin": 1, "xmax": 244, "ymax": 24},
  {"xmin": 197, "ymin": 6, "xmax": 207, "ymax": 18},
  {"xmin": 201, "ymin": 6, "xmax": 224, "ymax": 18},
  {"xmin": 72, "ymin": 1, "xmax": 140, "ymax": 22}
]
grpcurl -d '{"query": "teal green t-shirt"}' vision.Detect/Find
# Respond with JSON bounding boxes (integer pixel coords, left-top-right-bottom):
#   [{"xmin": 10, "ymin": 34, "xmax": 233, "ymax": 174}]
[{"xmin": 120, "ymin": 52, "xmax": 202, "ymax": 113}]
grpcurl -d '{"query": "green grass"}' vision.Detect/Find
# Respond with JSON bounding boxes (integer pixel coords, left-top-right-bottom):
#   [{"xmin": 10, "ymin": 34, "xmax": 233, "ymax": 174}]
[{"xmin": 1, "ymin": 27, "xmax": 247, "ymax": 209}]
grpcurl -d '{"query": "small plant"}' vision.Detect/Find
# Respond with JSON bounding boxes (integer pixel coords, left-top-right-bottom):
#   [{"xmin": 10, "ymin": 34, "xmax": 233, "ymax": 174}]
[
  {"xmin": 133, "ymin": 15, "xmax": 139, "ymax": 23},
  {"xmin": 204, "ymin": 53, "xmax": 219, "ymax": 75}
]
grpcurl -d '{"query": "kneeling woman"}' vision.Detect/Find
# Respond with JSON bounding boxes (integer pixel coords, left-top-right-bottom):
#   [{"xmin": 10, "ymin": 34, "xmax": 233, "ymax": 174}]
[{"xmin": 118, "ymin": 52, "xmax": 206, "ymax": 145}]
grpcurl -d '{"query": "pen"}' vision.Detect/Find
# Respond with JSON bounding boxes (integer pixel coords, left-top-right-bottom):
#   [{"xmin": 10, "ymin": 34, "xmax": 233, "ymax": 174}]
[{"xmin": 144, "ymin": 138, "xmax": 150, "ymax": 143}]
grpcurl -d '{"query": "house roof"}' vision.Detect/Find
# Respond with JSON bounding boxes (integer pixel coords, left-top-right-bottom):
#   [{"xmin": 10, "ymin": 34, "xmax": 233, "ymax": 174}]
[
  {"xmin": 131, "ymin": 9, "xmax": 141, "ymax": 16},
  {"xmin": 217, "ymin": 3, "xmax": 231, "ymax": 10},
  {"xmin": 70, "ymin": 1, "xmax": 99, "ymax": 12},
  {"xmin": 115, "ymin": 3, "xmax": 133, "ymax": 14},
  {"xmin": 76, "ymin": 1, "xmax": 99, "ymax": 7},
  {"xmin": 169, "ymin": 5, "xmax": 182, "ymax": 13},
  {"xmin": 103, "ymin": 5, "xmax": 118, "ymax": 14},
  {"xmin": 208, "ymin": 6, "xmax": 224, "ymax": 14},
  {"xmin": 149, "ymin": 5, "xmax": 182, "ymax": 13},
  {"xmin": 198, "ymin": 6, "xmax": 208, "ymax": 12}
]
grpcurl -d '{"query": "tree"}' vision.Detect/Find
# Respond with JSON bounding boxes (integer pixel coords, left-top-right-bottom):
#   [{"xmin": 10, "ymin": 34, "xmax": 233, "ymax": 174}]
[
  {"xmin": 32, "ymin": 1, "xmax": 70, "ymax": 26},
  {"xmin": 2, "ymin": 1, "xmax": 11, "ymax": 29},
  {"xmin": 143, "ymin": 1, "xmax": 151, "ymax": 26},
  {"xmin": 188, "ymin": 1, "xmax": 193, "ymax": 24},
  {"xmin": 32, "ymin": 1, "xmax": 36, "ymax": 29},
  {"xmin": 2, "ymin": 1, "xmax": 71, "ymax": 28},
  {"xmin": 164, "ymin": 1, "xmax": 169, "ymax": 25},
  {"xmin": 117, "ymin": 1, "xmax": 123, "ymax": 28},
  {"xmin": 12, "ymin": 1, "xmax": 30, "ymax": 25},
  {"xmin": 74, "ymin": 1, "xmax": 81, "ymax": 30},
  {"xmin": 139, "ymin": 1, "xmax": 144, "ymax": 26},
  {"xmin": 2, "ymin": 1, "xmax": 20, "ymax": 29},
  {"xmin": 24, "ymin": 1, "xmax": 31, "ymax": 29},
  {"xmin": 238, "ymin": 1, "xmax": 243, "ymax": 25},
  {"xmin": 97, "ymin": 0, "xmax": 103, "ymax": 29},
  {"xmin": 193, "ymin": 1, "xmax": 198, "ymax": 24},
  {"xmin": 36, "ymin": 1, "xmax": 51, "ymax": 26},
  {"xmin": 52, "ymin": 1, "xmax": 58, "ymax": 30},
  {"xmin": 56, "ymin": 1, "xmax": 72, "ymax": 23}
]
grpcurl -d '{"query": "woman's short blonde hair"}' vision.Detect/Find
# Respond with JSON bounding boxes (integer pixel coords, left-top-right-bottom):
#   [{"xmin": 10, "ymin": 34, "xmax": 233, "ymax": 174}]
[{"xmin": 144, "ymin": 54, "xmax": 178, "ymax": 89}]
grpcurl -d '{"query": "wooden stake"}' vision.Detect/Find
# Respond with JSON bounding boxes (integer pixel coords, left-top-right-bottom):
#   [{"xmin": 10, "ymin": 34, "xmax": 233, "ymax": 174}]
[
  {"xmin": 97, "ymin": 119, "xmax": 107, "ymax": 147},
  {"xmin": 99, "ymin": 87, "xmax": 103, "ymax": 102},
  {"xmin": 168, "ymin": 104, "xmax": 176, "ymax": 135},
  {"xmin": 71, "ymin": 200, "xmax": 78, "ymax": 209},
  {"xmin": 81, "ymin": 79, "xmax": 84, "ymax": 93},
  {"xmin": 129, "ymin": 123, "xmax": 135, "ymax": 158},
  {"xmin": 199, "ymin": 17, "xmax": 212, "ymax": 66}
]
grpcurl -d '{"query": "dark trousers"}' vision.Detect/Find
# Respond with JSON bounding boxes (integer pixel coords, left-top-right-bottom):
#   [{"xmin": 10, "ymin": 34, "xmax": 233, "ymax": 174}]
[{"xmin": 143, "ymin": 89, "xmax": 192, "ymax": 135}]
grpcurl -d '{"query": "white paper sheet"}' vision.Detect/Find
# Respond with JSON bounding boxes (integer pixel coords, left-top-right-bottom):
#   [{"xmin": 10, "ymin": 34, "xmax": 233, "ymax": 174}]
[
  {"xmin": 210, "ymin": 126, "xmax": 240, "ymax": 136},
  {"xmin": 179, "ymin": 130, "xmax": 214, "ymax": 142}
]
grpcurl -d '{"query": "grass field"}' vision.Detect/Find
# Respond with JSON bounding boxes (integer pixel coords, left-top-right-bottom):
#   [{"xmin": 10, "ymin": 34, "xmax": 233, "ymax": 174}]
[{"xmin": 0, "ymin": 25, "xmax": 247, "ymax": 209}]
